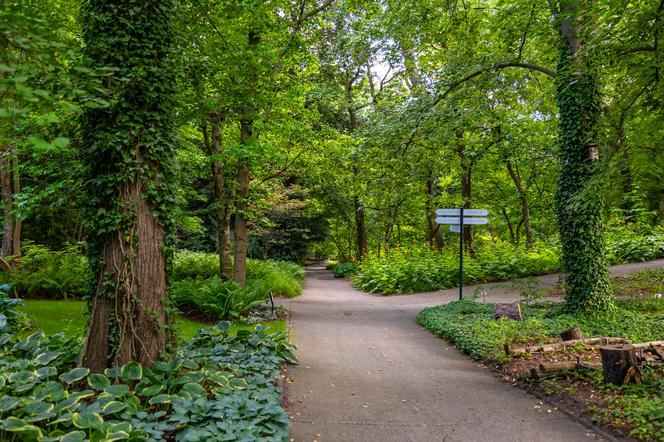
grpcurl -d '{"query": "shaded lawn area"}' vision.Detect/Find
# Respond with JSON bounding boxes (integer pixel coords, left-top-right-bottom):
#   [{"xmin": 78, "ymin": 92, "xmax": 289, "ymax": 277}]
[{"xmin": 20, "ymin": 300, "xmax": 286, "ymax": 340}]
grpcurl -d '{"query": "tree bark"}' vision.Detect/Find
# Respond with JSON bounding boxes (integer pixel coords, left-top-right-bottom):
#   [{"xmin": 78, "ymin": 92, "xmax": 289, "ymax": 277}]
[
  {"xmin": 79, "ymin": 0, "xmax": 176, "ymax": 372},
  {"xmin": 233, "ymin": 119, "xmax": 252, "ymax": 286},
  {"xmin": 600, "ymin": 345, "xmax": 640, "ymax": 385},
  {"xmin": 425, "ymin": 169, "xmax": 444, "ymax": 250},
  {"xmin": 0, "ymin": 145, "xmax": 20, "ymax": 259},
  {"xmin": 203, "ymin": 121, "xmax": 233, "ymax": 280},
  {"xmin": 506, "ymin": 159, "xmax": 533, "ymax": 249},
  {"xmin": 560, "ymin": 326, "xmax": 584, "ymax": 341},
  {"xmin": 81, "ymin": 181, "xmax": 168, "ymax": 372},
  {"xmin": 458, "ymin": 132, "xmax": 475, "ymax": 257},
  {"xmin": 346, "ymin": 73, "xmax": 367, "ymax": 260}
]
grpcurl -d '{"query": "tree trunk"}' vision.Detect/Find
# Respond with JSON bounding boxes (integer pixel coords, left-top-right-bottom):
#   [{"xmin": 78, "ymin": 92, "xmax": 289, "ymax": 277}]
[
  {"xmin": 79, "ymin": 1, "xmax": 176, "ymax": 372},
  {"xmin": 205, "ymin": 122, "xmax": 233, "ymax": 280},
  {"xmin": 506, "ymin": 159, "xmax": 533, "ymax": 249},
  {"xmin": 233, "ymin": 120, "xmax": 252, "ymax": 286},
  {"xmin": 354, "ymin": 195, "xmax": 368, "ymax": 260},
  {"xmin": 0, "ymin": 145, "xmax": 20, "ymax": 259},
  {"xmin": 600, "ymin": 345, "xmax": 640, "ymax": 385},
  {"xmin": 458, "ymin": 132, "xmax": 475, "ymax": 258},
  {"xmin": 555, "ymin": 0, "xmax": 613, "ymax": 313},
  {"xmin": 560, "ymin": 326, "xmax": 584, "ymax": 341},
  {"xmin": 82, "ymin": 181, "xmax": 169, "ymax": 372},
  {"xmin": 425, "ymin": 170, "xmax": 444, "ymax": 250}
]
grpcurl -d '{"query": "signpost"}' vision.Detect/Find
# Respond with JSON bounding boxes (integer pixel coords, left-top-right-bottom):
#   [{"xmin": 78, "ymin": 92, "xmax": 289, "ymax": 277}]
[{"xmin": 436, "ymin": 208, "xmax": 489, "ymax": 300}]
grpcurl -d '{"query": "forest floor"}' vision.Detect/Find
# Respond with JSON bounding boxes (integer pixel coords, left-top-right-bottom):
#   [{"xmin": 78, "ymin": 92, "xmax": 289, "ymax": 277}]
[{"xmin": 277, "ymin": 265, "xmax": 654, "ymax": 442}]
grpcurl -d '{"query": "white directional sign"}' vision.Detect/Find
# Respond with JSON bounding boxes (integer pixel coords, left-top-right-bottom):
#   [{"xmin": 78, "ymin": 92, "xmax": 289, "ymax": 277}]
[
  {"xmin": 436, "ymin": 208, "xmax": 488, "ymax": 216},
  {"xmin": 436, "ymin": 217, "xmax": 489, "ymax": 225},
  {"xmin": 449, "ymin": 225, "xmax": 461, "ymax": 233}
]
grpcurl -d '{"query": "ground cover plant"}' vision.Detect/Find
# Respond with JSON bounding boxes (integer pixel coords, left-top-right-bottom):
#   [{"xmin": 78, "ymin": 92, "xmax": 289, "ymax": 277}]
[
  {"xmin": 0, "ymin": 321, "xmax": 296, "ymax": 441},
  {"xmin": 417, "ymin": 271, "xmax": 664, "ymax": 440}
]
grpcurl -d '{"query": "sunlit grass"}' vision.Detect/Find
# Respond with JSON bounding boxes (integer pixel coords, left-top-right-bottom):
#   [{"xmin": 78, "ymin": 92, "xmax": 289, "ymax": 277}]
[{"xmin": 19, "ymin": 300, "xmax": 286, "ymax": 341}]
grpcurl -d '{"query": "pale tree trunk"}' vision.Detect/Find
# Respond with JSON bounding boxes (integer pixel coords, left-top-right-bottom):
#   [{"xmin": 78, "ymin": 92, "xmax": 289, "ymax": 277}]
[{"xmin": 0, "ymin": 145, "xmax": 20, "ymax": 259}]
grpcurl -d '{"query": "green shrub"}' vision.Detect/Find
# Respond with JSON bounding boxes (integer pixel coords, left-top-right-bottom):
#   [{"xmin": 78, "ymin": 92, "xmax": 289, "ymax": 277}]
[
  {"xmin": 170, "ymin": 277, "xmax": 265, "ymax": 320},
  {"xmin": 354, "ymin": 243, "xmax": 560, "ymax": 294},
  {"xmin": 172, "ymin": 250, "xmax": 219, "ymax": 280},
  {"xmin": 606, "ymin": 224, "xmax": 664, "ymax": 264},
  {"xmin": 0, "ymin": 243, "xmax": 87, "ymax": 299},
  {"xmin": 333, "ymin": 262, "xmax": 359, "ymax": 278},
  {"xmin": 0, "ymin": 322, "xmax": 295, "ymax": 441}
]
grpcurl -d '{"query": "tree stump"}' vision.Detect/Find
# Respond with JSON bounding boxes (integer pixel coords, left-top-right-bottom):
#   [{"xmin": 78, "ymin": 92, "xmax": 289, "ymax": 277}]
[
  {"xmin": 560, "ymin": 326, "xmax": 584, "ymax": 341},
  {"xmin": 493, "ymin": 303, "xmax": 523, "ymax": 321},
  {"xmin": 599, "ymin": 345, "xmax": 640, "ymax": 385}
]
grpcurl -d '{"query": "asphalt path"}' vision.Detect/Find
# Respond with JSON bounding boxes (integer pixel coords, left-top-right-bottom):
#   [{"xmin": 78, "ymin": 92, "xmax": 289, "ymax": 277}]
[{"xmin": 280, "ymin": 259, "xmax": 664, "ymax": 442}]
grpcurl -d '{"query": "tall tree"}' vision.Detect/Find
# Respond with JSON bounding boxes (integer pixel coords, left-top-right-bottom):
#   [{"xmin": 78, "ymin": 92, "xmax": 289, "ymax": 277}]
[
  {"xmin": 79, "ymin": 0, "xmax": 177, "ymax": 371},
  {"xmin": 554, "ymin": 0, "xmax": 613, "ymax": 313}
]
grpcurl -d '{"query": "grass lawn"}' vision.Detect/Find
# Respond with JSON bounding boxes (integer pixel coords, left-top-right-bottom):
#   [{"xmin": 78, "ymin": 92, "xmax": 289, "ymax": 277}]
[{"xmin": 20, "ymin": 300, "xmax": 286, "ymax": 340}]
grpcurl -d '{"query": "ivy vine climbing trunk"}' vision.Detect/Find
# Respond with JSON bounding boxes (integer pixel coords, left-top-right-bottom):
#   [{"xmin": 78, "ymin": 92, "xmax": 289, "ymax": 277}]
[
  {"xmin": 554, "ymin": 0, "xmax": 613, "ymax": 313},
  {"xmin": 79, "ymin": 0, "xmax": 177, "ymax": 372}
]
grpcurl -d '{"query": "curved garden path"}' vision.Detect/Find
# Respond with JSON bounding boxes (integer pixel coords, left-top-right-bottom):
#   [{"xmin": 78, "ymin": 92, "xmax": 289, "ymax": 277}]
[{"xmin": 280, "ymin": 260, "xmax": 664, "ymax": 442}]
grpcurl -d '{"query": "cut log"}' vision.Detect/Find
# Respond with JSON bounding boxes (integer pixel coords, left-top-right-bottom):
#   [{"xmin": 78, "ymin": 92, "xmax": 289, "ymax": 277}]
[
  {"xmin": 494, "ymin": 303, "xmax": 523, "ymax": 321},
  {"xmin": 506, "ymin": 337, "xmax": 630, "ymax": 355},
  {"xmin": 600, "ymin": 345, "xmax": 640, "ymax": 386},
  {"xmin": 539, "ymin": 359, "xmax": 601, "ymax": 373},
  {"xmin": 630, "ymin": 341, "xmax": 664, "ymax": 350},
  {"xmin": 560, "ymin": 326, "xmax": 584, "ymax": 341}
]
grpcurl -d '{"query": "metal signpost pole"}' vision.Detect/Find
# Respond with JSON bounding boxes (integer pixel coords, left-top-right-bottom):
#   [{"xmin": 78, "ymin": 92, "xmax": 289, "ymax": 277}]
[{"xmin": 459, "ymin": 207, "xmax": 464, "ymax": 300}]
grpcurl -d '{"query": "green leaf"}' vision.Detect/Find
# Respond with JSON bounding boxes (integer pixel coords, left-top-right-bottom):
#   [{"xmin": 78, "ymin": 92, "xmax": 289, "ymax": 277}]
[
  {"xmin": 88, "ymin": 374, "xmax": 111, "ymax": 390},
  {"xmin": 103, "ymin": 384, "xmax": 130, "ymax": 397},
  {"xmin": 35, "ymin": 351, "xmax": 62, "ymax": 365},
  {"xmin": 229, "ymin": 378, "xmax": 248, "ymax": 389},
  {"xmin": 181, "ymin": 382, "xmax": 206, "ymax": 396},
  {"xmin": 60, "ymin": 368, "xmax": 90, "ymax": 384},
  {"xmin": 0, "ymin": 396, "xmax": 21, "ymax": 412},
  {"xmin": 60, "ymin": 431, "xmax": 87, "ymax": 442},
  {"xmin": 104, "ymin": 432, "xmax": 130, "ymax": 441},
  {"xmin": 138, "ymin": 383, "xmax": 164, "ymax": 396},
  {"xmin": 120, "ymin": 361, "xmax": 142, "ymax": 381},
  {"xmin": 72, "ymin": 411, "xmax": 104, "ymax": 430},
  {"xmin": 101, "ymin": 401, "xmax": 126, "ymax": 415},
  {"xmin": 23, "ymin": 400, "xmax": 54, "ymax": 415},
  {"xmin": 148, "ymin": 394, "xmax": 171, "ymax": 405}
]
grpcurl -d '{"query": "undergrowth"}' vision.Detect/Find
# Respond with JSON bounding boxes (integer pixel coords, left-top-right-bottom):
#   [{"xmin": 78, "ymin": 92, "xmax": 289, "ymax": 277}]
[{"xmin": 0, "ymin": 322, "xmax": 296, "ymax": 441}]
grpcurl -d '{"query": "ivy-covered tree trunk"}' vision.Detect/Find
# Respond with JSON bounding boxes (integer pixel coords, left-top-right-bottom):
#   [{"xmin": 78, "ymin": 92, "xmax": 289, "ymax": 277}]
[
  {"xmin": 79, "ymin": 0, "xmax": 177, "ymax": 372},
  {"xmin": 555, "ymin": 0, "xmax": 613, "ymax": 313}
]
